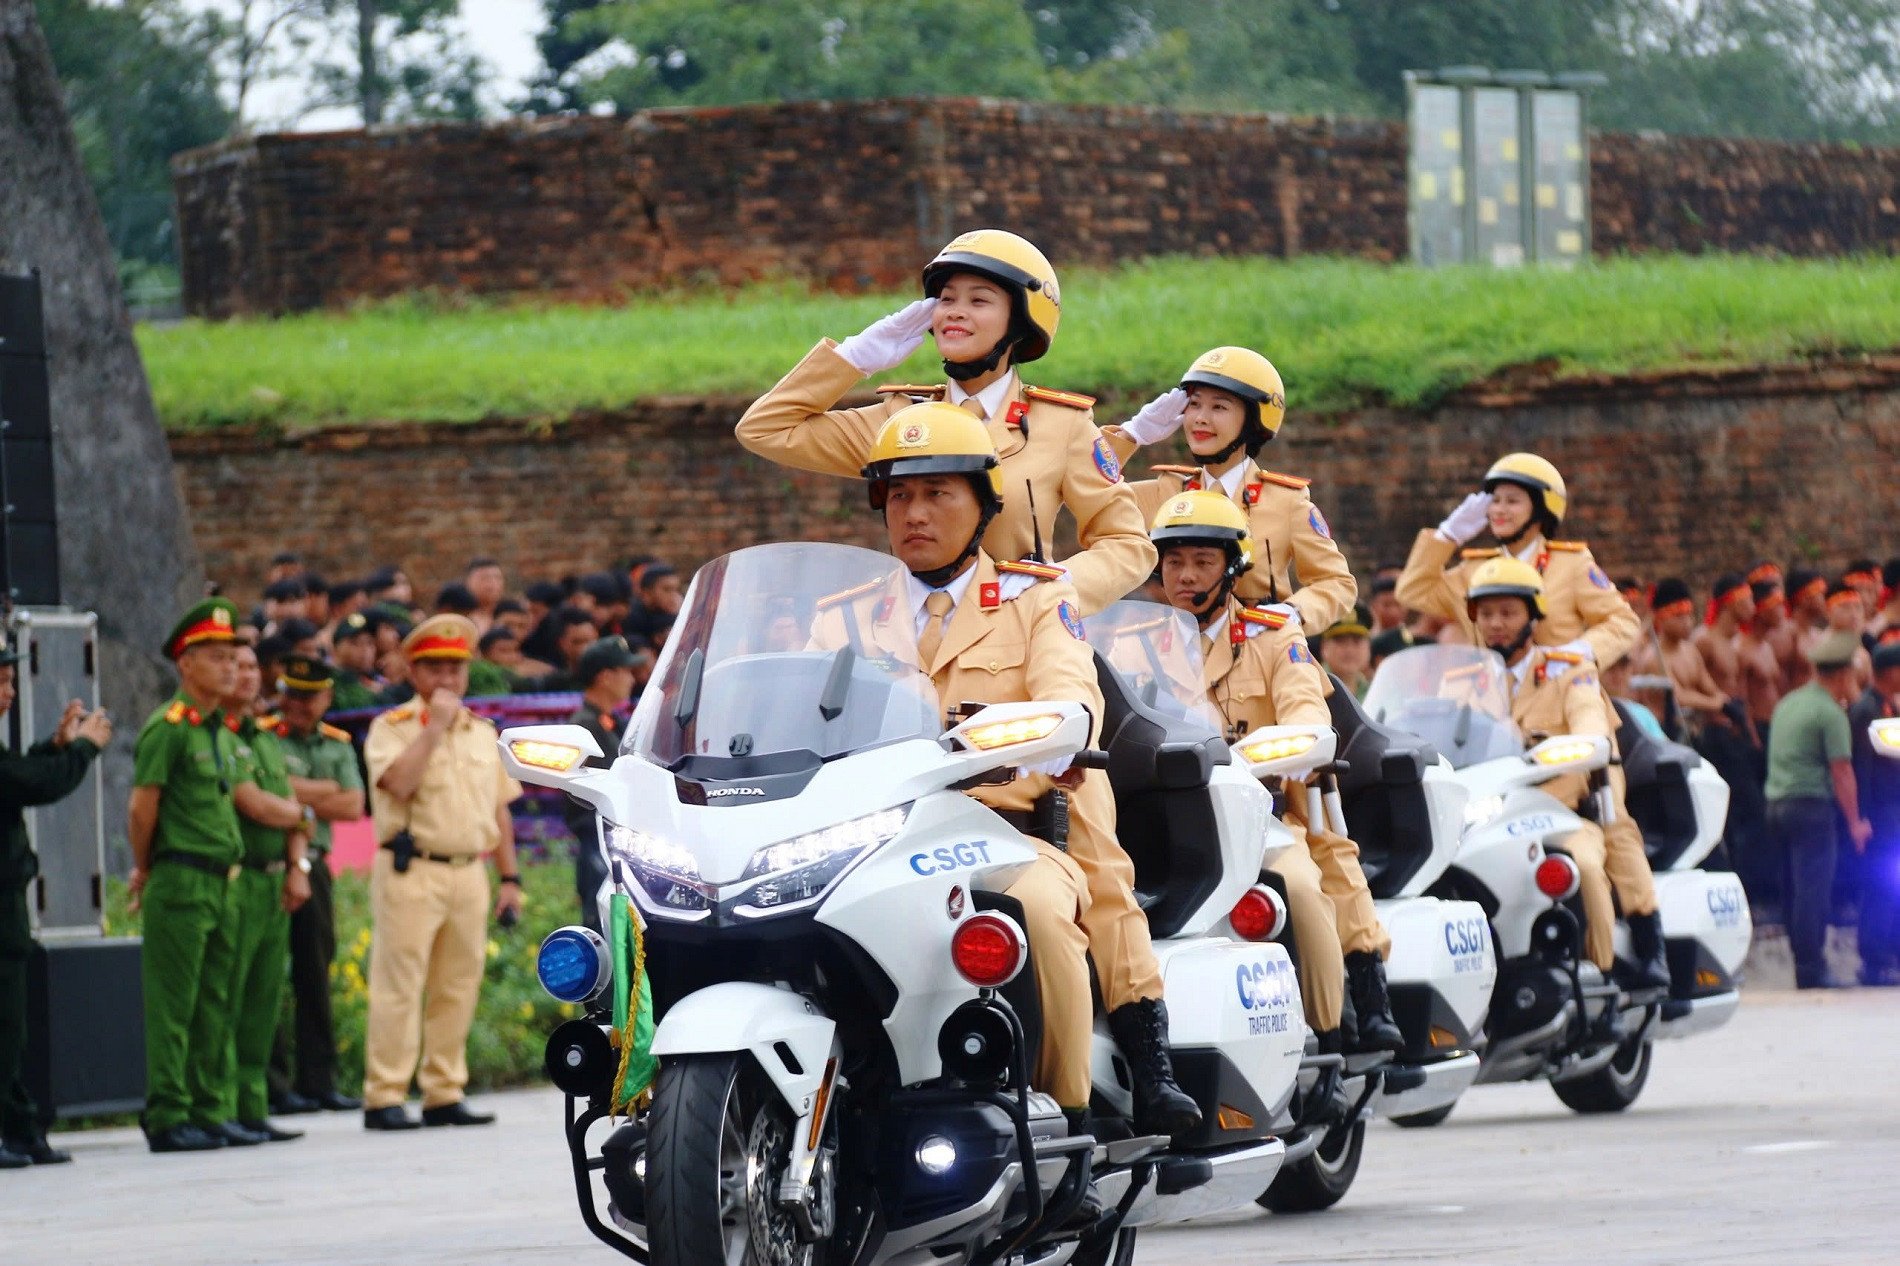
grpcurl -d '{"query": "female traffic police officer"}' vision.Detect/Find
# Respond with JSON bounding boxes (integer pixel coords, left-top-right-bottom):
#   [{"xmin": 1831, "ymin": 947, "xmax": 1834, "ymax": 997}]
[
  {"xmin": 813, "ymin": 400, "xmax": 1197, "ymax": 1136},
  {"xmin": 1398, "ymin": 455, "xmax": 1670, "ymax": 991},
  {"xmin": 736, "ymin": 232, "xmax": 1191, "ymax": 1129},
  {"xmin": 1103, "ymin": 347, "xmax": 1357, "ymax": 631},
  {"xmin": 1147, "ymin": 492, "xmax": 1404, "ymax": 1057}
]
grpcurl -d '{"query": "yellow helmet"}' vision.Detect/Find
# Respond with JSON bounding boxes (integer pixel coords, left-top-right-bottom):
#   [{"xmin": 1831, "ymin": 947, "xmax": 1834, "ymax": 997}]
[
  {"xmin": 1483, "ymin": 453, "xmax": 1568, "ymax": 526},
  {"xmin": 921, "ymin": 229, "xmax": 1061, "ymax": 364},
  {"xmin": 1148, "ymin": 490, "xmax": 1255, "ymax": 575},
  {"xmin": 861, "ymin": 401, "xmax": 1003, "ymax": 510},
  {"xmin": 1466, "ymin": 556, "xmax": 1547, "ymax": 619},
  {"xmin": 1181, "ymin": 346, "xmax": 1287, "ymax": 456}
]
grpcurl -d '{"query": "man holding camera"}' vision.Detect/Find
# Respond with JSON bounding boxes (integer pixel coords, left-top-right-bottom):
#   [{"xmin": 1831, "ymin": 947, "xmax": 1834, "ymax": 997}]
[{"xmin": 361, "ymin": 615, "xmax": 523, "ymax": 1130}]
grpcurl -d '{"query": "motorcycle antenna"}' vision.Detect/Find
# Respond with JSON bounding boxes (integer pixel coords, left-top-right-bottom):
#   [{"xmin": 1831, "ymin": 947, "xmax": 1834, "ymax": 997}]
[{"xmin": 1025, "ymin": 481, "xmax": 1047, "ymax": 563}]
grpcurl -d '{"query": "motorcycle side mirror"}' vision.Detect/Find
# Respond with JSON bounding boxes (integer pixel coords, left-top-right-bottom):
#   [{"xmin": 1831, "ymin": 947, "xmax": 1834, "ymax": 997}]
[
  {"xmin": 1519, "ymin": 733, "xmax": 1611, "ymax": 779},
  {"xmin": 1871, "ymin": 717, "xmax": 1900, "ymax": 759},
  {"xmin": 498, "ymin": 723, "xmax": 606, "ymax": 786},
  {"xmin": 1231, "ymin": 724, "xmax": 1336, "ymax": 780},
  {"xmin": 940, "ymin": 701, "xmax": 1091, "ymax": 783}
]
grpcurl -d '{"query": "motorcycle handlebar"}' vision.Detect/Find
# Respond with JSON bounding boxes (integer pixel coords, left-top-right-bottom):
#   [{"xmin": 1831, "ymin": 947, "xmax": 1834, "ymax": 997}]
[{"xmin": 1070, "ymin": 749, "xmax": 1112, "ymax": 770}]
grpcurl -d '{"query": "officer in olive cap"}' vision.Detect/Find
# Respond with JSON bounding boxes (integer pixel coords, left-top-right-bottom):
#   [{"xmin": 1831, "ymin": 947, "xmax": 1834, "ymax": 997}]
[
  {"xmin": 130, "ymin": 598, "xmax": 248, "ymax": 1152},
  {"xmin": 1316, "ymin": 602, "xmax": 1375, "ymax": 701},
  {"xmin": 0, "ymin": 645, "xmax": 111, "ymax": 1168},
  {"xmin": 563, "ymin": 637, "xmax": 647, "ymax": 930}
]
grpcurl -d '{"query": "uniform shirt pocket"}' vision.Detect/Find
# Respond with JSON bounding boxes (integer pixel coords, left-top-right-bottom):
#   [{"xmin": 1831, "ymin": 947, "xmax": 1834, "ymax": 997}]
[{"xmin": 958, "ymin": 639, "xmax": 1027, "ymax": 677}]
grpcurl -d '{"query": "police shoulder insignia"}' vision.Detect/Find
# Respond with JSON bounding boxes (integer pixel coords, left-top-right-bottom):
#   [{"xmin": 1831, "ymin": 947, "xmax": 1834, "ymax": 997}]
[
  {"xmin": 1460, "ymin": 548, "xmax": 1501, "ymax": 561},
  {"xmin": 1256, "ymin": 470, "xmax": 1311, "ymax": 491},
  {"xmin": 1057, "ymin": 601, "xmax": 1086, "ymax": 641},
  {"xmin": 319, "ymin": 722, "xmax": 352, "ymax": 743},
  {"xmin": 1307, "ymin": 505, "xmax": 1331, "ymax": 540},
  {"xmin": 816, "ymin": 577, "xmax": 886, "ymax": 609},
  {"xmin": 263, "ymin": 714, "xmax": 287, "ymax": 737},
  {"xmin": 1238, "ymin": 606, "xmax": 1291, "ymax": 632},
  {"xmin": 385, "ymin": 707, "xmax": 416, "ymax": 723},
  {"xmin": 1545, "ymin": 650, "xmax": 1585, "ymax": 665},
  {"xmin": 1547, "ymin": 539, "xmax": 1587, "ymax": 552},
  {"xmin": 1287, "ymin": 641, "xmax": 1316, "ymax": 666},
  {"xmin": 999, "ymin": 559, "xmax": 1065, "ymax": 582},
  {"xmin": 1148, "ymin": 464, "xmax": 1199, "ymax": 478},
  {"xmin": 1587, "ymin": 564, "xmax": 1613, "ymax": 590},
  {"xmin": 1092, "ymin": 436, "xmax": 1122, "ymax": 483},
  {"xmin": 165, "ymin": 700, "xmax": 187, "ymax": 724},
  {"xmin": 1023, "ymin": 385, "xmax": 1096, "ymax": 410},
  {"xmin": 875, "ymin": 384, "xmax": 947, "ymax": 400}
]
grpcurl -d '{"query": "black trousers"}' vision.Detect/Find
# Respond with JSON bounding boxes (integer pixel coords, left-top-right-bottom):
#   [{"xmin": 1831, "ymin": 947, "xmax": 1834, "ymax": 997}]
[
  {"xmin": 1696, "ymin": 724, "xmax": 1763, "ymax": 881},
  {"xmin": 269, "ymin": 857, "xmax": 339, "ymax": 1097},
  {"xmin": 0, "ymin": 883, "xmax": 40, "ymax": 1142},
  {"xmin": 1770, "ymin": 797, "xmax": 1838, "ymax": 985}
]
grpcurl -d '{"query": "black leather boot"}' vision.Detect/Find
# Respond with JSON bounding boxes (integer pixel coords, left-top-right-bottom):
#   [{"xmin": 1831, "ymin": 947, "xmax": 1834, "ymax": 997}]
[
  {"xmin": 1106, "ymin": 999, "xmax": 1203, "ymax": 1136},
  {"xmin": 1344, "ymin": 951, "xmax": 1405, "ymax": 1054},
  {"xmin": 1624, "ymin": 912, "xmax": 1673, "ymax": 992},
  {"xmin": 1306, "ymin": 1029, "xmax": 1352, "ymax": 1126}
]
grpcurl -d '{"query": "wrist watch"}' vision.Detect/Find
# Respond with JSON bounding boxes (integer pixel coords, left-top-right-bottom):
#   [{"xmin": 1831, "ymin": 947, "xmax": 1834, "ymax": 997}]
[
  {"xmin": 295, "ymin": 856, "xmax": 313, "ymax": 875},
  {"xmin": 499, "ymin": 873, "xmax": 522, "ymax": 886}
]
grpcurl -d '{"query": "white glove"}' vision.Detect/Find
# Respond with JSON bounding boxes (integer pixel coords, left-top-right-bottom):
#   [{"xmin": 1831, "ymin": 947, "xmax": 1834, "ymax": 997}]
[
  {"xmin": 1437, "ymin": 491, "xmax": 1493, "ymax": 544},
  {"xmin": 1017, "ymin": 756, "xmax": 1075, "ymax": 779},
  {"xmin": 1554, "ymin": 637, "xmax": 1596, "ymax": 662},
  {"xmin": 835, "ymin": 298, "xmax": 938, "ymax": 375},
  {"xmin": 997, "ymin": 560, "xmax": 1070, "ymax": 601},
  {"xmin": 1118, "ymin": 388, "xmax": 1189, "ymax": 446}
]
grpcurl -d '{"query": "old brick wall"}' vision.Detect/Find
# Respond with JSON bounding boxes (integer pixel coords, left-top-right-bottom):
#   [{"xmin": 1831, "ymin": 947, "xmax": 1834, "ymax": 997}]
[
  {"xmin": 174, "ymin": 98, "xmax": 1900, "ymax": 318},
  {"xmin": 172, "ymin": 360, "xmax": 1900, "ymax": 610}
]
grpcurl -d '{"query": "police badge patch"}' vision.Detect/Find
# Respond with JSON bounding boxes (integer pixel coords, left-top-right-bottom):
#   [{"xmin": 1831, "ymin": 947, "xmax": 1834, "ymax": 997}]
[
  {"xmin": 1308, "ymin": 505, "xmax": 1331, "ymax": 539},
  {"xmin": 1287, "ymin": 642, "xmax": 1316, "ymax": 666},
  {"xmin": 1092, "ymin": 437, "xmax": 1122, "ymax": 483},
  {"xmin": 1588, "ymin": 565, "xmax": 1613, "ymax": 590},
  {"xmin": 1058, "ymin": 601, "xmax": 1086, "ymax": 640}
]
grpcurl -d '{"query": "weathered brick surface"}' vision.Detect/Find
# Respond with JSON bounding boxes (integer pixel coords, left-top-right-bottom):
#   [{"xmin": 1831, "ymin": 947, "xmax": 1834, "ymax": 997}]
[
  {"xmin": 172, "ymin": 100, "xmax": 1900, "ymax": 318},
  {"xmin": 172, "ymin": 360, "xmax": 1900, "ymax": 609}
]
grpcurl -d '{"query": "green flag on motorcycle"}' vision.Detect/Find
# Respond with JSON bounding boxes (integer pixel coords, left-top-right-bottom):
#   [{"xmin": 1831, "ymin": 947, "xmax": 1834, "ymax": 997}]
[{"xmin": 610, "ymin": 892, "xmax": 658, "ymax": 1109}]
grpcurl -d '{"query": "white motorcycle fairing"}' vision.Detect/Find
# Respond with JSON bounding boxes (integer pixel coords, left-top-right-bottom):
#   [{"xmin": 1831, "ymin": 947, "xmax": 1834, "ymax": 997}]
[
  {"xmin": 1373, "ymin": 895, "xmax": 1495, "ymax": 1119},
  {"xmin": 649, "ymin": 982, "xmax": 839, "ymax": 1115}
]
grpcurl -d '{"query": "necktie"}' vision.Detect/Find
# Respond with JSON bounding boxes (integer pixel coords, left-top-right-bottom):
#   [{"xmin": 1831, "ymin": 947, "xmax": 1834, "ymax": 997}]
[
  {"xmin": 958, "ymin": 398, "xmax": 987, "ymax": 422},
  {"xmin": 1200, "ymin": 632, "xmax": 1216, "ymax": 662},
  {"xmin": 919, "ymin": 590, "xmax": 955, "ymax": 667}
]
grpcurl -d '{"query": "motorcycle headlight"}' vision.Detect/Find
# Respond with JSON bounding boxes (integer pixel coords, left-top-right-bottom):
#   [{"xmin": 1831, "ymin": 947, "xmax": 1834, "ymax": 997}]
[
  {"xmin": 1463, "ymin": 794, "xmax": 1506, "ymax": 830},
  {"xmin": 733, "ymin": 805, "xmax": 910, "ymax": 917},
  {"xmin": 604, "ymin": 823, "xmax": 713, "ymax": 917}
]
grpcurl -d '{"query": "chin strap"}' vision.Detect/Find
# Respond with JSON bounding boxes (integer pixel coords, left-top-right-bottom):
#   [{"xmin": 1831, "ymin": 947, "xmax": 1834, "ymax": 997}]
[
  {"xmin": 911, "ymin": 503, "xmax": 1001, "ymax": 588},
  {"xmin": 1487, "ymin": 619, "xmax": 1539, "ymax": 664},
  {"xmin": 944, "ymin": 336, "xmax": 1016, "ymax": 382}
]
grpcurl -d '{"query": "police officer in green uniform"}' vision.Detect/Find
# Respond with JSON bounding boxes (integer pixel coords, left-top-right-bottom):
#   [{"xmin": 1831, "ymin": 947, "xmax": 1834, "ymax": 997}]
[
  {"xmin": 328, "ymin": 612, "xmax": 386, "ymax": 713},
  {"xmin": 563, "ymin": 637, "xmax": 642, "ymax": 931},
  {"xmin": 217, "ymin": 644, "xmax": 313, "ymax": 1144},
  {"xmin": 269, "ymin": 655, "xmax": 365, "ymax": 1114},
  {"xmin": 0, "ymin": 649, "xmax": 110, "ymax": 1169},
  {"xmin": 129, "ymin": 598, "xmax": 249, "ymax": 1153}
]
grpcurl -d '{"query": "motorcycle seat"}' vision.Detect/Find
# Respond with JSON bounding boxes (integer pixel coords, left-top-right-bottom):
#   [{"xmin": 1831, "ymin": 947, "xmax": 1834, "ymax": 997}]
[
  {"xmin": 1609, "ymin": 699, "xmax": 1704, "ymax": 869},
  {"xmin": 1326, "ymin": 675, "xmax": 1440, "ymax": 900}
]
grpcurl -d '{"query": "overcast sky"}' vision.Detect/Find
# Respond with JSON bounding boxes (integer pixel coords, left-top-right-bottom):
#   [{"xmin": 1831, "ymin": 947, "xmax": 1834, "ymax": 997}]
[{"xmin": 185, "ymin": 0, "xmax": 546, "ymax": 130}]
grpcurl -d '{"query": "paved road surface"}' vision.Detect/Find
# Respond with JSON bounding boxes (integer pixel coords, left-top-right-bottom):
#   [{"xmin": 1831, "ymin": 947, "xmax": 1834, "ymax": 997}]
[{"xmin": 5, "ymin": 988, "xmax": 1894, "ymax": 1265}]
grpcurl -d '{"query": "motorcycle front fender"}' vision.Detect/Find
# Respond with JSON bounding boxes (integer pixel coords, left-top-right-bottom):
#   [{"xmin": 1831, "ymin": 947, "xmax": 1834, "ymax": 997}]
[{"xmin": 650, "ymin": 981, "xmax": 837, "ymax": 1116}]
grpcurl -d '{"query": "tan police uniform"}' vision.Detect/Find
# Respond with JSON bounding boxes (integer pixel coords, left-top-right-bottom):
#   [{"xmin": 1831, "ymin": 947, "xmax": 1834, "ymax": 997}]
[
  {"xmin": 813, "ymin": 552, "xmax": 1099, "ymax": 1107},
  {"xmin": 1398, "ymin": 530, "xmax": 1658, "ymax": 919},
  {"xmin": 362, "ymin": 618, "xmax": 523, "ymax": 1112},
  {"xmin": 1103, "ymin": 443, "xmax": 1357, "ymax": 629},
  {"xmin": 735, "ymin": 343, "xmax": 1156, "ymax": 616},
  {"xmin": 1506, "ymin": 647, "xmax": 1617, "ymax": 971},
  {"xmin": 1201, "ymin": 602, "xmax": 1389, "ymax": 1033}
]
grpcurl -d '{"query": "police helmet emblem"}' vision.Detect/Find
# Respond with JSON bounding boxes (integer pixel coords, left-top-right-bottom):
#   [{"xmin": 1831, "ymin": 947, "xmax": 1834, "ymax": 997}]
[
  {"xmin": 1041, "ymin": 273, "xmax": 1061, "ymax": 306},
  {"xmin": 897, "ymin": 421, "xmax": 930, "ymax": 448},
  {"xmin": 1169, "ymin": 496, "xmax": 1195, "ymax": 517},
  {"xmin": 212, "ymin": 608, "xmax": 232, "ymax": 627},
  {"xmin": 1203, "ymin": 349, "xmax": 1228, "ymax": 368}
]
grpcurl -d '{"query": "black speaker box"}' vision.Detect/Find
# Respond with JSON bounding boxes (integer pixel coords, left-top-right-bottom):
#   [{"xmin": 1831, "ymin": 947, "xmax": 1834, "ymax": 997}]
[{"xmin": 23, "ymin": 937, "xmax": 146, "ymax": 1122}]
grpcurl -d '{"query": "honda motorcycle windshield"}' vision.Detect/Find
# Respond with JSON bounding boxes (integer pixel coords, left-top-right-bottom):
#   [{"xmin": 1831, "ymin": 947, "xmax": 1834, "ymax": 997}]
[
  {"xmin": 1363, "ymin": 644, "xmax": 1524, "ymax": 769},
  {"xmin": 625, "ymin": 542, "xmax": 944, "ymax": 772},
  {"xmin": 1086, "ymin": 600, "xmax": 1225, "ymax": 734}
]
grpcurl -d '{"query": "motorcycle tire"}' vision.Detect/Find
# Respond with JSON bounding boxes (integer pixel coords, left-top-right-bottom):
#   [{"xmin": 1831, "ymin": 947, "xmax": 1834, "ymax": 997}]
[
  {"xmin": 1551, "ymin": 1037, "xmax": 1654, "ymax": 1115},
  {"xmin": 646, "ymin": 1052, "xmax": 817, "ymax": 1266},
  {"xmin": 1257, "ymin": 1121, "xmax": 1365, "ymax": 1214},
  {"xmin": 1389, "ymin": 1104, "xmax": 1455, "ymax": 1129}
]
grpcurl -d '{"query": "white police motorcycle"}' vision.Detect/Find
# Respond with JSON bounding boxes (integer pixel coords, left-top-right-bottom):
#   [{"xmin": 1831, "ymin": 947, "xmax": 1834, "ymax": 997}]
[
  {"xmin": 1364, "ymin": 645, "xmax": 1749, "ymax": 1122},
  {"xmin": 500, "ymin": 542, "xmax": 1307, "ymax": 1266},
  {"xmin": 1086, "ymin": 601, "xmax": 1495, "ymax": 1213}
]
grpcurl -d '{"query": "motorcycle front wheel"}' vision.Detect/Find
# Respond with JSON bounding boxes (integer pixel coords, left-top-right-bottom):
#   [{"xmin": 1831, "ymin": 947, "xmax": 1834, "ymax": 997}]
[
  {"xmin": 646, "ymin": 1053, "xmax": 820, "ymax": 1266},
  {"xmin": 1257, "ymin": 1120, "xmax": 1366, "ymax": 1213},
  {"xmin": 1551, "ymin": 1037, "xmax": 1653, "ymax": 1114}
]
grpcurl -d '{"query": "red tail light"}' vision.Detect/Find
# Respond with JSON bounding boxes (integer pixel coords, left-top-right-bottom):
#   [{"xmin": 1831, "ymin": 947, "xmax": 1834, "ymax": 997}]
[
  {"xmin": 1230, "ymin": 884, "xmax": 1288, "ymax": 942},
  {"xmin": 1535, "ymin": 854, "xmax": 1581, "ymax": 901},
  {"xmin": 951, "ymin": 913, "xmax": 1027, "ymax": 988}
]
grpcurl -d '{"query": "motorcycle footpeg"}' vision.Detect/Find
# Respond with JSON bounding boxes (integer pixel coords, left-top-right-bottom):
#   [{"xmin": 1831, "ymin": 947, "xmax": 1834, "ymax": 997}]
[
  {"xmin": 1381, "ymin": 1062, "xmax": 1428, "ymax": 1093},
  {"xmin": 1101, "ymin": 1134, "xmax": 1170, "ymax": 1166},
  {"xmin": 1153, "ymin": 1154, "xmax": 1214, "ymax": 1196}
]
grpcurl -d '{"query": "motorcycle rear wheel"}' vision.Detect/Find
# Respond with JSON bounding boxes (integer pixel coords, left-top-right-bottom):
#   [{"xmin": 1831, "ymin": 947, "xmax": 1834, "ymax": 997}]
[
  {"xmin": 1389, "ymin": 1103, "xmax": 1455, "ymax": 1129},
  {"xmin": 1257, "ymin": 1121, "xmax": 1365, "ymax": 1213},
  {"xmin": 1551, "ymin": 1037, "xmax": 1653, "ymax": 1114},
  {"xmin": 646, "ymin": 1053, "xmax": 818, "ymax": 1266}
]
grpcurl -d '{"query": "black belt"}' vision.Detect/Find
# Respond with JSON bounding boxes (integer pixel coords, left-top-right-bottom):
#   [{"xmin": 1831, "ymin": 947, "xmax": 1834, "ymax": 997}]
[
  {"xmin": 996, "ymin": 790, "xmax": 1070, "ymax": 850},
  {"xmin": 154, "ymin": 850, "xmax": 241, "ymax": 881},
  {"xmin": 379, "ymin": 841, "xmax": 479, "ymax": 867}
]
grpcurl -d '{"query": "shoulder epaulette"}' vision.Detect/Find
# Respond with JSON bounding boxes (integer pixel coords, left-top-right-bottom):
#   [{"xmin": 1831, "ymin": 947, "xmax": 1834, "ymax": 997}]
[
  {"xmin": 164, "ymin": 700, "xmax": 187, "ymax": 724},
  {"xmin": 874, "ymin": 384, "xmax": 946, "ymax": 400},
  {"xmin": 1238, "ymin": 606, "xmax": 1292, "ymax": 631},
  {"xmin": 261, "ymin": 714, "xmax": 287, "ymax": 736},
  {"xmin": 997, "ymin": 559, "xmax": 1065, "ymax": 582},
  {"xmin": 815, "ymin": 577, "xmax": 886, "ymax": 610},
  {"xmin": 384, "ymin": 707, "xmax": 416, "ymax": 723},
  {"xmin": 1148, "ymin": 464, "xmax": 1199, "ymax": 478},
  {"xmin": 319, "ymin": 722, "xmax": 352, "ymax": 743},
  {"xmin": 1023, "ymin": 385, "xmax": 1096, "ymax": 410},
  {"xmin": 1256, "ymin": 470, "xmax": 1311, "ymax": 491},
  {"xmin": 1546, "ymin": 540, "xmax": 1588, "ymax": 552},
  {"xmin": 1543, "ymin": 649, "xmax": 1586, "ymax": 665},
  {"xmin": 1461, "ymin": 547, "xmax": 1502, "ymax": 561}
]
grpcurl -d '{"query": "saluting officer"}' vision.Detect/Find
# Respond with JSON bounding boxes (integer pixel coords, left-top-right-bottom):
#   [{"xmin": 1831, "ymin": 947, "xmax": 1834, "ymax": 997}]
[
  {"xmin": 738, "ymin": 230, "xmax": 1173, "ymax": 1069},
  {"xmin": 270, "ymin": 654, "xmax": 366, "ymax": 1114},
  {"xmin": 217, "ymin": 644, "xmax": 313, "ymax": 1146},
  {"xmin": 1105, "ymin": 347, "xmax": 1357, "ymax": 631},
  {"xmin": 128, "ymin": 598, "xmax": 247, "ymax": 1153},
  {"xmin": 1399, "ymin": 455, "xmax": 1669, "ymax": 990},
  {"xmin": 362, "ymin": 615, "xmax": 523, "ymax": 1130},
  {"xmin": 1148, "ymin": 493, "xmax": 1404, "ymax": 1056},
  {"xmin": 0, "ymin": 651, "xmax": 110, "ymax": 1169}
]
